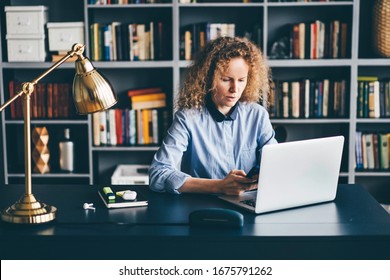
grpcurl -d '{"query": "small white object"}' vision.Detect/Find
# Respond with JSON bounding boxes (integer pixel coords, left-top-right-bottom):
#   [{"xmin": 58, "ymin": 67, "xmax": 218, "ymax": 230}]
[
  {"xmin": 116, "ymin": 190, "xmax": 137, "ymax": 200},
  {"xmin": 83, "ymin": 203, "xmax": 95, "ymax": 210},
  {"xmin": 122, "ymin": 191, "xmax": 137, "ymax": 201}
]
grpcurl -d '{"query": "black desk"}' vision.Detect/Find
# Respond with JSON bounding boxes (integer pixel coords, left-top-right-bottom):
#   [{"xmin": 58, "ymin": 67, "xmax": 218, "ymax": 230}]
[{"xmin": 1, "ymin": 184, "xmax": 390, "ymax": 260}]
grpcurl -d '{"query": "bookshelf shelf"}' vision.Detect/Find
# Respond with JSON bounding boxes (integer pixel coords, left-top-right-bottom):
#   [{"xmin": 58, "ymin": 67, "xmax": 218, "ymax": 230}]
[
  {"xmin": 267, "ymin": 2, "xmax": 353, "ymax": 8},
  {"xmin": 94, "ymin": 61, "xmax": 175, "ymax": 69},
  {"xmin": 356, "ymin": 119, "xmax": 390, "ymax": 124},
  {"xmin": 2, "ymin": 62, "xmax": 77, "ymax": 69},
  {"xmin": 88, "ymin": 4, "xmax": 174, "ymax": 9},
  {"xmin": 0, "ymin": 0, "xmax": 389, "ymax": 202},
  {"xmin": 355, "ymin": 172, "xmax": 390, "ymax": 177},
  {"xmin": 268, "ymin": 59, "xmax": 352, "ymax": 67},
  {"xmin": 358, "ymin": 59, "xmax": 390, "ymax": 66},
  {"xmin": 5, "ymin": 120, "xmax": 88, "ymax": 125},
  {"xmin": 271, "ymin": 119, "xmax": 350, "ymax": 124},
  {"xmin": 8, "ymin": 173, "xmax": 91, "ymax": 178},
  {"xmin": 179, "ymin": 3, "xmax": 263, "ymax": 7}
]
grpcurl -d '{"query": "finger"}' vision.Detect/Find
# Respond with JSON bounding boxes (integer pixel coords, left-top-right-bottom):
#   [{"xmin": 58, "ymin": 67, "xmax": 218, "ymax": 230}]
[
  {"xmin": 230, "ymin": 169, "xmax": 246, "ymax": 177},
  {"xmin": 235, "ymin": 170, "xmax": 246, "ymax": 177}
]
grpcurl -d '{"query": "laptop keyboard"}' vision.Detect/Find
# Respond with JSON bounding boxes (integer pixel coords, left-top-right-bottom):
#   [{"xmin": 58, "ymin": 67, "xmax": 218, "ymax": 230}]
[{"xmin": 240, "ymin": 198, "xmax": 256, "ymax": 207}]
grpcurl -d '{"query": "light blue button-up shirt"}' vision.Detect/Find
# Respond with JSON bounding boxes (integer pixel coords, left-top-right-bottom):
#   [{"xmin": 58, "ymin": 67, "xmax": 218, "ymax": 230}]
[{"xmin": 149, "ymin": 98, "xmax": 277, "ymax": 194}]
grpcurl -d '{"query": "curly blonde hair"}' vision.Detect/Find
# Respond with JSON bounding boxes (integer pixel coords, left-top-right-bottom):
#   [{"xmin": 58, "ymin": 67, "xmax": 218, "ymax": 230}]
[{"xmin": 176, "ymin": 36, "xmax": 270, "ymax": 110}]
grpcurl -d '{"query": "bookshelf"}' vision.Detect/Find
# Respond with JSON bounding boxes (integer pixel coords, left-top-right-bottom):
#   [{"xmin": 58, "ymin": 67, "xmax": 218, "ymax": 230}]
[{"xmin": 0, "ymin": 0, "xmax": 389, "ymax": 203}]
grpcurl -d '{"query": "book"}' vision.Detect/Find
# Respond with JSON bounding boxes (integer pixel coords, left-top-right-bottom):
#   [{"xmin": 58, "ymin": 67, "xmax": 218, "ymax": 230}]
[
  {"xmin": 127, "ymin": 87, "xmax": 163, "ymax": 97},
  {"xmin": 362, "ymin": 133, "xmax": 367, "ymax": 169},
  {"xmin": 373, "ymin": 133, "xmax": 380, "ymax": 169},
  {"xmin": 304, "ymin": 79, "xmax": 310, "ymax": 118},
  {"xmin": 322, "ymin": 79, "xmax": 329, "ymax": 117},
  {"xmin": 92, "ymin": 112, "xmax": 101, "ymax": 146},
  {"xmin": 291, "ymin": 81, "xmax": 300, "ymax": 118},
  {"xmin": 365, "ymin": 134, "xmax": 375, "ymax": 169},
  {"xmin": 379, "ymin": 134, "xmax": 389, "ymax": 169},
  {"xmin": 282, "ymin": 81, "xmax": 289, "ymax": 118},
  {"xmin": 131, "ymin": 99, "xmax": 166, "ymax": 110},
  {"xmin": 137, "ymin": 109, "xmax": 144, "ymax": 144},
  {"xmin": 116, "ymin": 109, "xmax": 124, "ymax": 145},
  {"xmin": 157, "ymin": 21, "xmax": 165, "ymax": 60},
  {"xmin": 385, "ymin": 81, "xmax": 390, "ymax": 117},
  {"xmin": 373, "ymin": 81, "xmax": 380, "ymax": 118},
  {"xmin": 53, "ymin": 83, "xmax": 59, "ymax": 118},
  {"xmin": 128, "ymin": 109, "xmax": 137, "ymax": 145},
  {"xmin": 355, "ymin": 131, "xmax": 363, "ymax": 170},
  {"xmin": 137, "ymin": 24, "xmax": 146, "ymax": 60},
  {"xmin": 8, "ymin": 80, "xmax": 22, "ymax": 119},
  {"xmin": 98, "ymin": 187, "xmax": 148, "ymax": 209},
  {"xmin": 292, "ymin": 24, "xmax": 299, "ymax": 59},
  {"xmin": 111, "ymin": 22, "xmax": 121, "ymax": 61},
  {"xmin": 103, "ymin": 24, "xmax": 113, "ymax": 61},
  {"xmin": 142, "ymin": 109, "xmax": 150, "ymax": 144},
  {"xmin": 131, "ymin": 92, "xmax": 166, "ymax": 103},
  {"xmin": 99, "ymin": 111, "xmax": 107, "ymax": 145},
  {"xmin": 108, "ymin": 109, "xmax": 117, "ymax": 146}
]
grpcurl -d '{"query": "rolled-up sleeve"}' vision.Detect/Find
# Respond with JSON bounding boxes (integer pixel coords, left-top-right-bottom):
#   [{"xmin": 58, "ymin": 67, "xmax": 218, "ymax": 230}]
[{"xmin": 149, "ymin": 111, "xmax": 191, "ymax": 194}]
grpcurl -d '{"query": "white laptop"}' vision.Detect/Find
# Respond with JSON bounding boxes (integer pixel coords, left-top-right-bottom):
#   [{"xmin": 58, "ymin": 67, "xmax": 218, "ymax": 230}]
[{"xmin": 218, "ymin": 136, "xmax": 344, "ymax": 214}]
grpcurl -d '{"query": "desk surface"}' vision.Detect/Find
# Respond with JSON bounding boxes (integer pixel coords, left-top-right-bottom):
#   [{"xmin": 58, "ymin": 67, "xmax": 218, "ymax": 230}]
[{"xmin": 1, "ymin": 184, "xmax": 390, "ymax": 259}]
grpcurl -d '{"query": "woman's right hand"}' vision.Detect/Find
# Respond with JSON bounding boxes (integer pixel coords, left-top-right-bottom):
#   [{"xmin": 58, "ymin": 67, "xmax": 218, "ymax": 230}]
[{"xmin": 218, "ymin": 170, "xmax": 258, "ymax": 195}]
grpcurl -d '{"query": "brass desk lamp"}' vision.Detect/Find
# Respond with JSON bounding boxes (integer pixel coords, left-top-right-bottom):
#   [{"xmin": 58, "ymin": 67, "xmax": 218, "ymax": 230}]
[{"xmin": 0, "ymin": 43, "xmax": 118, "ymax": 224}]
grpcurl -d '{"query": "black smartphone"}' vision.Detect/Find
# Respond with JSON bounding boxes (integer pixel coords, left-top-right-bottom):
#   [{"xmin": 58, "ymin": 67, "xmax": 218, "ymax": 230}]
[{"xmin": 246, "ymin": 165, "xmax": 260, "ymax": 178}]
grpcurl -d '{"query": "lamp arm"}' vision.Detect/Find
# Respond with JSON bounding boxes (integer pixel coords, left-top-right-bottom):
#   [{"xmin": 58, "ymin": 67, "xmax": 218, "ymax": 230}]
[
  {"xmin": 0, "ymin": 89, "xmax": 24, "ymax": 112},
  {"xmin": 0, "ymin": 43, "xmax": 85, "ymax": 113}
]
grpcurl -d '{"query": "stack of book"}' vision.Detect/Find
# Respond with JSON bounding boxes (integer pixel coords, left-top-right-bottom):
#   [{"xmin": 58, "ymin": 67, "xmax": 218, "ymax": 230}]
[
  {"xmin": 90, "ymin": 21, "xmax": 165, "ymax": 61},
  {"xmin": 8, "ymin": 80, "xmax": 75, "ymax": 119},
  {"xmin": 289, "ymin": 19, "xmax": 348, "ymax": 59},
  {"xmin": 129, "ymin": 88, "xmax": 166, "ymax": 110},
  {"xmin": 92, "ymin": 87, "xmax": 170, "ymax": 146},
  {"xmin": 357, "ymin": 77, "xmax": 390, "ymax": 119},
  {"xmin": 180, "ymin": 22, "xmax": 236, "ymax": 60},
  {"xmin": 355, "ymin": 131, "xmax": 390, "ymax": 171},
  {"xmin": 268, "ymin": 79, "xmax": 347, "ymax": 119}
]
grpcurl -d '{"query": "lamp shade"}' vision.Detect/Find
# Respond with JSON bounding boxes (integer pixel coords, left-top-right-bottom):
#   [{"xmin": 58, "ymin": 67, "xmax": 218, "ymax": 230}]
[{"xmin": 73, "ymin": 57, "xmax": 118, "ymax": 114}]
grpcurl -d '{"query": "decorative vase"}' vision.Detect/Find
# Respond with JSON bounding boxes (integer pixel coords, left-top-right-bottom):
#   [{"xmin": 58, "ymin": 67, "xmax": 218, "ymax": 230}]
[
  {"xmin": 31, "ymin": 126, "xmax": 50, "ymax": 174},
  {"xmin": 373, "ymin": 0, "xmax": 390, "ymax": 57}
]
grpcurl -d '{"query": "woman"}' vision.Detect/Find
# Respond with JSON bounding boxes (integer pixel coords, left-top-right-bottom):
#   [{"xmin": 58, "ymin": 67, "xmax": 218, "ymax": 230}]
[{"xmin": 149, "ymin": 36, "xmax": 277, "ymax": 195}]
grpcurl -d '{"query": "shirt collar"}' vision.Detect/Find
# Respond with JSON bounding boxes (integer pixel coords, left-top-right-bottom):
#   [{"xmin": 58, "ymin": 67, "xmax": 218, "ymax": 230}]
[{"xmin": 205, "ymin": 93, "xmax": 239, "ymax": 122}]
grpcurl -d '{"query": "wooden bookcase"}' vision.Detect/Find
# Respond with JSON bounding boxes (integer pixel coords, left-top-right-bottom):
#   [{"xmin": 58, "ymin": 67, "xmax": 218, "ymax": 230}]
[{"xmin": 0, "ymin": 0, "xmax": 389, "ymax": 203}]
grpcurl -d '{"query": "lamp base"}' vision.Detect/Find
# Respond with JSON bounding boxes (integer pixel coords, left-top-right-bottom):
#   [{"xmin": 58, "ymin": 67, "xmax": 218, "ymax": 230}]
[{"xmin": 1, "ymin": 193, "xmax": 57, "ymax": 224}]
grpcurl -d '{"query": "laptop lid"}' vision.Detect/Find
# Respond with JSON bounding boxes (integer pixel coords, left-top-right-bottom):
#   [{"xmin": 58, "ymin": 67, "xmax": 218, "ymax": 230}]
[{"xmin": 254, "ymin": 135, "xmax": 344, "ymax": 214}]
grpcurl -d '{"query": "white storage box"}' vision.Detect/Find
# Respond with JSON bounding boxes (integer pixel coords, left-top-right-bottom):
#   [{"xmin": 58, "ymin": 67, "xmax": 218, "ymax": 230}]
[
  {"xmin": 5, "ymin": 6, "xmax": 48, "ymax": 35},
  {"xmin": 6, "ymin": 34, "xmax": 46, "ymax": 62},
  {"xmin": 47, "ymin": 22, "xmax": 85, "ymax": 52},
  {"xmin": 111, "ymin": 165, "xmax": 149, "ymax": 185}
]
